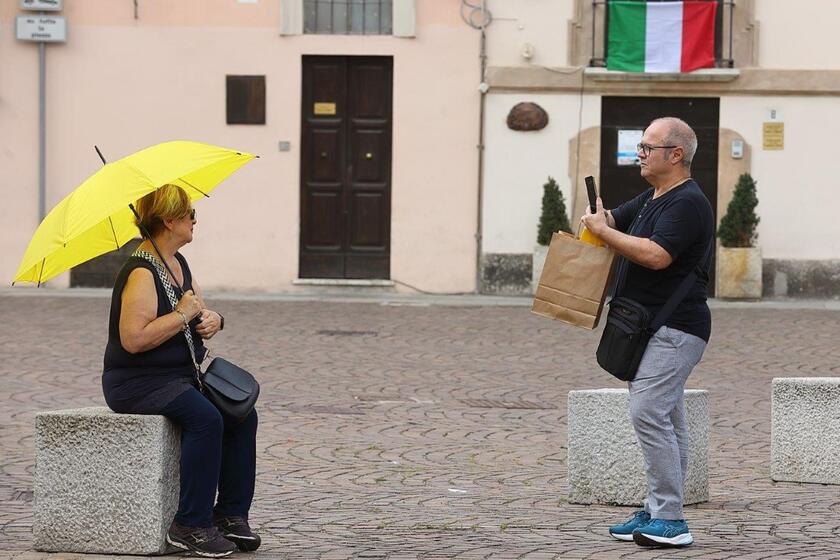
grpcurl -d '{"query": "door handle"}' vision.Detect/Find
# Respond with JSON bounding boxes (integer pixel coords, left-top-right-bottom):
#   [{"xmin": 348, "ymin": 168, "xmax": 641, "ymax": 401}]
[
  {"xmin": 365, "ymin": 152, "xmax": 373, "ymax": 160},
  {"xmin": 320, "ymin": 151, "xmax": 328, "ymax": 158}
]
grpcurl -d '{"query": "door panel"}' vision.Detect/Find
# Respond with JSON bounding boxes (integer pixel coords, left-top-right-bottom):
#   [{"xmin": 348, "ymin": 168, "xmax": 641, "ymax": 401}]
[
  {"xmin": 350, "ymin": 192, "xmax": 386, "ymax": 247},
  {"xmin": 350, "ymin": 65, "xmax": 389, "ymax": 119},
  {"xmin": 600, "ymin": 96, "xmax": 719, "ymax": 294},
  {"xmin": 310, "ymin": 130, "xmax": 342, "ymax": 182},
  {"xmin": 352, "ymin": 130, "xmax": 387, "ymax": 183},
  {"xmin": 307, "ymin": 192, "xmax": 342, "ymax": 248},
  {"xmin": 300, "ymin": 56, "xmax": 393, "ymax": 279}
]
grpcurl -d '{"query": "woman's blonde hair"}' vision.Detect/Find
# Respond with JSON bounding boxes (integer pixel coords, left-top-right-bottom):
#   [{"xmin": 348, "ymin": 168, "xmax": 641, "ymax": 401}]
[{"xmin": 135, "ymin": 184, "xmax": 191, "ymax": 238}]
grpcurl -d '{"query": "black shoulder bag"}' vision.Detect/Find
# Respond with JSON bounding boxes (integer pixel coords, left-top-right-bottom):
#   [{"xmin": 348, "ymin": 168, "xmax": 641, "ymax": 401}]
[
  {"xmin": 133, "ymin": 249, "xmax": 260, "ymax": 423},
  {"xmin": 596, "ymin": 234, "xmax": 712, "ymax": 382}
]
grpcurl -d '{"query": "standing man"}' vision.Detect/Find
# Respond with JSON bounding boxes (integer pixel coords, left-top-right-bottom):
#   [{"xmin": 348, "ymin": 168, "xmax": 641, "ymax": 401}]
[{"xmin": 580, "ymin": 117, "xmax": 714, "ymax": 548}]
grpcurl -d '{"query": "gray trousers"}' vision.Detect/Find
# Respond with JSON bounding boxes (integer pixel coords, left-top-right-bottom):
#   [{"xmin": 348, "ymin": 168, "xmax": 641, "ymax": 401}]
[{"xmin": 628, "ymin": 325, "xmax": 706, "ymax": 521}]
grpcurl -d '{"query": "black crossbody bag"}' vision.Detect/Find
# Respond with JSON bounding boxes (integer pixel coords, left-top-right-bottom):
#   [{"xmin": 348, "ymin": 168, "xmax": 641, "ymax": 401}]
[{"xmin": 596, "ymin": 212, "xmax": 712, "ymax": 382}]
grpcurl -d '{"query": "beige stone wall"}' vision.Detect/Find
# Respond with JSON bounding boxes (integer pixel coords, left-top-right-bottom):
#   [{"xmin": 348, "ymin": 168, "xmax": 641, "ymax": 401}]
[
  {"xmin": 2, "ymin": 1, "xmax": 481, "ymax": 292},
  {"xmin": 568, "ymin": 126, "xmax": 600, "ymax": 227},
  {"xmin": 716, "ymin": 129, "xmax": 752, "ymax": 228},
  {"xmin": 484, "ymin": 0, "xmax": 574, "ymax": 68}
]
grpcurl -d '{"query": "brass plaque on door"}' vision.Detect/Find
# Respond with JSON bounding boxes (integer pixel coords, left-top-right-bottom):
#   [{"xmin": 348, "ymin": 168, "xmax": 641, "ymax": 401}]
[{"xmin": 314, "ymin": 102, "xmax": 337, "ymax": 115}]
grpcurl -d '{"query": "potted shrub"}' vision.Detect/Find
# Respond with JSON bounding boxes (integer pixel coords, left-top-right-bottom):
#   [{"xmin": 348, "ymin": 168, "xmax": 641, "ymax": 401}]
[
  {"xmin": 716, "ymin": 173, "xmax": 762, "ymax": 299},
  {"xmin": 533, "ymin": 176, "xmax": 572, "ymax": 292}
]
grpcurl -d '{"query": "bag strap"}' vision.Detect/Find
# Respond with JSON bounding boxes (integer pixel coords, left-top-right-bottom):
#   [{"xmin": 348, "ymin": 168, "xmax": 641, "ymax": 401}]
[
  {"xmin": 649, "ymin": 236, "xmax": 714, "ymax": 332},
  {"xmin": 133, "ymin": 250, "xmax": 204, "ymax": 386}
]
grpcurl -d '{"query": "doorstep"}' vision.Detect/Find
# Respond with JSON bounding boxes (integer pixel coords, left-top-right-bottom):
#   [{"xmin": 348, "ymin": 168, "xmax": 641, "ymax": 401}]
[{"xmin": 293, "ymin": 278, "xmax": 396, "ymax": 287}]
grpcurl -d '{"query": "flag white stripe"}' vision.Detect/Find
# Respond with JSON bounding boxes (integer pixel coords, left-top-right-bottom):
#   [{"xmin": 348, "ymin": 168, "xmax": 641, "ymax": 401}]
[{"xmin": 645, "ymin": 2, "xmax": 683, "ymax": 73}]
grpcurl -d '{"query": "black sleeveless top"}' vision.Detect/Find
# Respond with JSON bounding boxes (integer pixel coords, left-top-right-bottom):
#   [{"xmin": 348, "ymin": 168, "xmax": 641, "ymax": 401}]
[{"xmin": 102, "ymin": 252, "xmax": 207, "ymax": 414}]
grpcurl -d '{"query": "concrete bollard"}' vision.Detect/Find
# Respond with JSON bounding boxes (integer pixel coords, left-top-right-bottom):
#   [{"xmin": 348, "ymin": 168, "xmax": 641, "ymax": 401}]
[
  {"xmin": 34, "ymin": 407, "xmax": 180, "ymax": 555},
  {"xmin": 771, "ymin": 377, "xmax": 840, "ymax": 485},
  {"xmin": 567, "ymin": 388, "xmax": 710, "ymax": 505}
]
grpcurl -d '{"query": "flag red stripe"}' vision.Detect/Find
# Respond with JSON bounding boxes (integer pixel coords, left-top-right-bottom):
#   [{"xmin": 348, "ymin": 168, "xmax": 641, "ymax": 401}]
[{"xmin": 681, "ymin": 1, "xmax": 717, "ymax": 72}]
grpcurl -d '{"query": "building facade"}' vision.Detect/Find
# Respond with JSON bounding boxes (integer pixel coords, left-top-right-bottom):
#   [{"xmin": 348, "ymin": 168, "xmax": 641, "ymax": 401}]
[
  {"xmin": 480, "ymin": 0, "xmax": 840, "ymax": 298},
  {"xmin": 4, "ymin": 1, "xmax": 839, "ymax": 298},
  {"xmin": 1, "ymin": 0, "xmax": 482, "ymax": 293}
]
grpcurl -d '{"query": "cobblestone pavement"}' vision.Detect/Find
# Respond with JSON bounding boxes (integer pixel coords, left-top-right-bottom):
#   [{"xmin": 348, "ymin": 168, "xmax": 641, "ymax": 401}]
[{"xmin": 1, "ymin": 293, "xmax": 839, "ymax": 559}]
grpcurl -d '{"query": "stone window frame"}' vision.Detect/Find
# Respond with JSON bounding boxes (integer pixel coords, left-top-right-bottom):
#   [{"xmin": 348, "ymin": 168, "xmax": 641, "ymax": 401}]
[{"xmin": 280, "ymin": 0, "xmax": 416, "ymax": 37}]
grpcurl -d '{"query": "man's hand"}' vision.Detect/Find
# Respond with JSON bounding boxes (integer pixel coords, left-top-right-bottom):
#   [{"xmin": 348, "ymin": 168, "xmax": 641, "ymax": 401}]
[{"xmin": 580, "ymin": 196, "xmax": 609, "ymax": 235}]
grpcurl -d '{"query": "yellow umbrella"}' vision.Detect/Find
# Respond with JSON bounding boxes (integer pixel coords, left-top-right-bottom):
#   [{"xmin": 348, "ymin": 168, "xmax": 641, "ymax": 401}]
[{"xmin": 14, "ymin": 141, "xmax": 257, "ymax": 285}]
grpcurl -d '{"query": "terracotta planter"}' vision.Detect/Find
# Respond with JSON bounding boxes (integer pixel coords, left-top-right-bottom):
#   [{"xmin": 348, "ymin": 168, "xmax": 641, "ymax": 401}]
[
  {"xmin": 532, "ymin": 244, "xmax": 549, "ymax": 294},
  {"xmin": 716, "ymin": 246, "xmax": 762, "ymax": 299}
]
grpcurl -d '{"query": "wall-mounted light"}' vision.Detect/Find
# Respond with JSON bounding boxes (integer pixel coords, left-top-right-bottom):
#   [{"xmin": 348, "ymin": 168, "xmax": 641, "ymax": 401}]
[{"xmin": 521, "ymin": 42, "xmax": 535, "ymax": 61}]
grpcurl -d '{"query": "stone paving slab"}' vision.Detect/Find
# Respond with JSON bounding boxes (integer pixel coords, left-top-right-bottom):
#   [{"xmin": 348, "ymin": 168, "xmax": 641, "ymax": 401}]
[{"xmin": 1, "ymin": 294, "xmax": 839, "ymax": 559}]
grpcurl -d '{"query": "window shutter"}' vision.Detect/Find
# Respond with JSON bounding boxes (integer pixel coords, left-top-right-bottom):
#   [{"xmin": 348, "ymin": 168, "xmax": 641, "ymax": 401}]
[
  {"xmin": 280, "ymin": 0, "xmax": 303, "ymax": 36},
  {"xmin": 392, "ymin": 0, "xmax": 415, "ymax": 38},
  {"xmin": 226, "ymin": 76, "xmax": 266, "ymax": 125}
]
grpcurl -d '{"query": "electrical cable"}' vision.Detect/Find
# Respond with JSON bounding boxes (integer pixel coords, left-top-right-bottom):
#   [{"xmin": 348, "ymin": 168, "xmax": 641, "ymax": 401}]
[
  {"xmin": 390, "ymin": 278, "xmax": 475, "ymax": 296},
  {"xmin": 460, "ymin": 0, "xmax": 492, "ymax": 30}
]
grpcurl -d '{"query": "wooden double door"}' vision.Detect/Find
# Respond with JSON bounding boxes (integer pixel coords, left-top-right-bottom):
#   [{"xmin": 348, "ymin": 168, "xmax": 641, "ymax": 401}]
[
  {"xmin": 299, "ymin": 56, "xmax": 393, "ymax": 279},
  {"xmin": 599, "ymin": 96, "xmax": 720, "ymax": 295}
]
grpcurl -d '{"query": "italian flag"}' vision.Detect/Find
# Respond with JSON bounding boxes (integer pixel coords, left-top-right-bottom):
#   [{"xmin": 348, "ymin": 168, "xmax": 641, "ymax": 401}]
[{"xmin": 607, "ymin": 1, "xmax": 717, "ymax": 73}]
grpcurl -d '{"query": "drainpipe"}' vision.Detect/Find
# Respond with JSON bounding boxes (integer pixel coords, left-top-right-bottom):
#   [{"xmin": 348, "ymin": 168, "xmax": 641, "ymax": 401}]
[
  {"xmin": 474, "ymin": 7, "xmax": 488, "ymax": 293},
  {"xmin": 38, "ymin": 41, "xmax": 46, "ymax": 222}
]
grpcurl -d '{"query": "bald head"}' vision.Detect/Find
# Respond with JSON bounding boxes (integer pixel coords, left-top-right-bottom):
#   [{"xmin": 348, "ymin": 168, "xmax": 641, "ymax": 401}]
[{"xmin": 650, "ymin": 117, "xmax": 697, "ymax": 168}]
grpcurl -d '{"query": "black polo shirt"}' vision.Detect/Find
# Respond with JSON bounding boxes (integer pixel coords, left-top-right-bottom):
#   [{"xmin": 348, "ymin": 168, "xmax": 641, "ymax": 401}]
[{"xmin": 610, "ymin": 179, "xmax": 714, "ymax": 342}]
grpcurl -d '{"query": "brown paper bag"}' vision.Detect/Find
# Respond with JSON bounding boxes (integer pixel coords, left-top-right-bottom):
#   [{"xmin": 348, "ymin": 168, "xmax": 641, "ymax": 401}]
[{"xmin": 531, "ymin": 231, "xmax": 617, "ymax": 329}]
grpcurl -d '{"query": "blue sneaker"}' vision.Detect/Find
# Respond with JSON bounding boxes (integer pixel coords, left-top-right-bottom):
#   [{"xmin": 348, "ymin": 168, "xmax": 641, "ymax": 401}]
[
  {"xmin": 608, "ymin": 510, "xmax": 651, "ymax": 541},
  {"xmin": 633, "ymin": 518, "xmax": 694, "ymax": 547}
]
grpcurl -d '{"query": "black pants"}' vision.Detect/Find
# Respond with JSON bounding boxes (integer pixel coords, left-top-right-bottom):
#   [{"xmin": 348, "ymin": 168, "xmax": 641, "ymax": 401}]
[{"xmin": 161, "ymin": 388, "xmax": 258, "ymax": 528}]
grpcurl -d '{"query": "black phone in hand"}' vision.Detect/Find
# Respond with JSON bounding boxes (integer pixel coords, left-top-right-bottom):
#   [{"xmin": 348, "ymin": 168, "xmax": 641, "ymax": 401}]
[{"xmin": 585, "ymin": 175, "xmax": 598, "ymax": 214}]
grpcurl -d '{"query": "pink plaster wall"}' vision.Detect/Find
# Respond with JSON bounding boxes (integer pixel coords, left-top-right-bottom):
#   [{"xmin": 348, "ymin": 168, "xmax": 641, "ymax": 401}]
[{"xmin": 1, "ymin": 1, "xmax": 480, "ymax": 292}]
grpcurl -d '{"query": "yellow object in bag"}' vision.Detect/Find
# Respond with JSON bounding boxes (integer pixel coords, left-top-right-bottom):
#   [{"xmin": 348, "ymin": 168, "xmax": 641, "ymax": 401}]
[{"xmin": 579, "ymin": 226, "xmax": 606, "ymax": 247}]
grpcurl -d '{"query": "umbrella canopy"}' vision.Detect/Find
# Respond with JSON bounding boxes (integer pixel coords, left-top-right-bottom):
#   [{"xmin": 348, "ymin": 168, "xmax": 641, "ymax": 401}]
[{"xmin": 14, "ymin": 141, "xmax": 257, "ymax": 284}]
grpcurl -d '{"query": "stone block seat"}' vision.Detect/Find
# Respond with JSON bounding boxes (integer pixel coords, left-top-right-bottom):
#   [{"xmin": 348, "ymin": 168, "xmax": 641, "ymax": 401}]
[
  {"xmin": 771, "ymin": 377, "xmax": 840, "ymax": 485},
  {"xmin": 567, "ymin": 388, "xmax": 710, "ymax": 505},
  {"xmin": 34, "ymin": 407, "xmax": 180, "ymax": 555}
]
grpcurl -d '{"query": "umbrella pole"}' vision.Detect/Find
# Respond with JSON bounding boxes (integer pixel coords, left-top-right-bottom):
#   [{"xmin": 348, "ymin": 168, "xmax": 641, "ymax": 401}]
[
  {"xmin": 95, "ymin": 146, "xmax": 185, "ymax": 295},
  {"xmin": 127, "ymin": 203, "xmax": 186, "ymax": 296},
  {"xmin": 95, "ymin": 145, "xmax": 106, "ymax": 165}
]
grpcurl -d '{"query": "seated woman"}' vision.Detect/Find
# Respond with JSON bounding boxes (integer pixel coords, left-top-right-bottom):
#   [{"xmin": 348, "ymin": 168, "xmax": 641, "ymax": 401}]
[{"xmin": 102, "ymin": 184, "xmax": 259, "ymax": 558}]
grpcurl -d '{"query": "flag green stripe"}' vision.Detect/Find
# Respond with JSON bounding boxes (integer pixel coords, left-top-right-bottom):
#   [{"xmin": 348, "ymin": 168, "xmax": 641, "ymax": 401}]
[{"xmin": 607, "ymin": 1, "xmax": 647, "ymax": 72}]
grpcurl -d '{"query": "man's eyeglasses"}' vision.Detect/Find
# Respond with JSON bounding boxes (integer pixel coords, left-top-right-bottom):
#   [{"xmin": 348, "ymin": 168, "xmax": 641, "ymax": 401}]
[
  {"xmin": 636, "ymin": 143, "xmax": 678, "ymax": 157},
  {"xmin": 187, "ymin": 208, "xmax": 196, "ymax": 220}
]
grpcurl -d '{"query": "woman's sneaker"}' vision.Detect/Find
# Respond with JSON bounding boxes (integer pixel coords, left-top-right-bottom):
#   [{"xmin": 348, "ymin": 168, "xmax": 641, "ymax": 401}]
[
  {"xmin": 632, "ymin": 518, "xmax": 694, "ymax": 547},
  {"xmin": 214, "ymin": 514, "xmax": 262, "ymax": 552},
  {"xmin": 609, "ymin": 510, "xmax": 651, "ymax": 541},
  {"xmin": 166, "ymin": 521, "xmax": 237, "ymax": 558}
]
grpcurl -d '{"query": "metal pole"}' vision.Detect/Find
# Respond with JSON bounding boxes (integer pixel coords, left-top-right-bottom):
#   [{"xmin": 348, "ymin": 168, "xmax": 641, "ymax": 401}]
[
  {"xmin": 591, "ymin": 0, "xmax": 596, "ymax": 66},
  {"xmin": 474, "ymin": 1, "xmax": 488, "ymax": 294},
  {"xmin": 38, "ymin": 41, "xmax": 46, "ymax": 222}
]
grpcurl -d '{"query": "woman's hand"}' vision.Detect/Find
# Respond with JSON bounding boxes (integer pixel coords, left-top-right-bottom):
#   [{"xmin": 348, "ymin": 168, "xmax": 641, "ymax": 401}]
[
  {"xmin": 175, "ymin": 289, "xmax": 202, "ymax": 321},
  {"xmin": 196, "ymin": 309, "xmax": 222, "ymax": 340}
]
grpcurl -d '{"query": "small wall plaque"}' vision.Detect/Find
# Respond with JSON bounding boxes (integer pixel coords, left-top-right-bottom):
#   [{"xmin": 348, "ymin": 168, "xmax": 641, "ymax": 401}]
[{"xmin": 763, "ymin": 122, "xmax": 784, "ymax": 150}]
